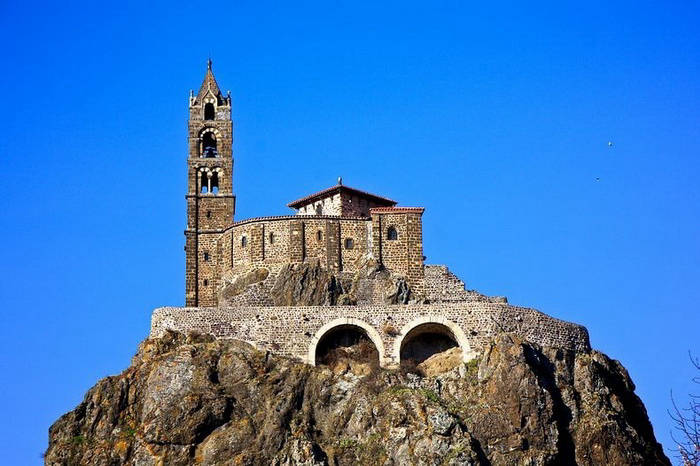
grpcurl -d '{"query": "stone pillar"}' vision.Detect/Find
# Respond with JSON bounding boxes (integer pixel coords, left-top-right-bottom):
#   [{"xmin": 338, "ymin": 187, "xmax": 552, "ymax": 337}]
[
  {"xmin": 371, "ymin": 214, "xmax": 382, "ymax": 263},
  {"xmin": 184, "ymin": 231, "xmax": 197, "ymax": 306},
  {"xmin": 405, "ymin": 212, "xmax": 425, "ymax": 295},
  {"xmin": 326, "ymin": 221, "xmax": 341, "ymax": 272},
  {"xmin": 289, "ymin": 220, "xmax": 305, "ymax": 262},
  {"xmin": 248, "ymin": 224, "xmax": 264, "ymax": 262}
]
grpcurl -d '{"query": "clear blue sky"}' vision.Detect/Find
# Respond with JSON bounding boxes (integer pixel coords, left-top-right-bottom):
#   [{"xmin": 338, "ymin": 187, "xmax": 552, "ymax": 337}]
[{"xmin": 1, "ymin": 1, "xmax": 698, "ymax": 463}]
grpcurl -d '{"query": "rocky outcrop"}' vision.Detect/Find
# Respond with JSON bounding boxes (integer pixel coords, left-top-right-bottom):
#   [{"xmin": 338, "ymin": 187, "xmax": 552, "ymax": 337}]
[
  {"xmin": 270, "ymin": 262, "xmax": 351, "ymax": 306},
  {"xmin": 45, "ymin": 332, "xmax": 669, "ymax": 465},
  {"xmin": 220, "ymin": 260, "xmax": 424, "ymax": 307},
  {"xmin": 219, "ymin": 267, "xmax": 269, "ymax": 301}
]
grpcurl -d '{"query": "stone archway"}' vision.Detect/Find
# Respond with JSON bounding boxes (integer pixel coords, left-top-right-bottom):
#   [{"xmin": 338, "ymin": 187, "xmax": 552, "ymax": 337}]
[
  {"xmin": 308, "ymin": 318, "xmax": 387, "ymax": 367},
  {"xmin": 394, "ymin": 316, "xmax": 475, "ymax": 364}
]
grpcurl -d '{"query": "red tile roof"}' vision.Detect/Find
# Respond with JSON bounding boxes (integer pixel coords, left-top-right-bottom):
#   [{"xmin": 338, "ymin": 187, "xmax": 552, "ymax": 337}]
[
  {"xmin": 287, "ymin": 184, "xmax": 397, "ymax": 209},
  {"xmin": 369, "ymin": 207, "xmax": 425, "ymax": 214}
]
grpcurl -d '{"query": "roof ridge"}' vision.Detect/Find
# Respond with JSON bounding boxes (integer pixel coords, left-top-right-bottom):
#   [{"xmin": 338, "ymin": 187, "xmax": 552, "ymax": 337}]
[{"xmin": 287, "ymin": 184, "xmax": 396, "ymax": 208}]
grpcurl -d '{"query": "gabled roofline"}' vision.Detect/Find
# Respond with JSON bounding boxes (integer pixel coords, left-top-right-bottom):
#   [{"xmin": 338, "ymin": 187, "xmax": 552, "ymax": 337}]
[{"xmin": 287, "ymin": 184, "xmax": 397, "ymax": 209}]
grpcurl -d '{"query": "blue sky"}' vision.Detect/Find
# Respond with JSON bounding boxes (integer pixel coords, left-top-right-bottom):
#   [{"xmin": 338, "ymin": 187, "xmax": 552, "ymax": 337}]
[{"xmin": 0, "ymin": 1, "xmax": 698, "ymax": 462}]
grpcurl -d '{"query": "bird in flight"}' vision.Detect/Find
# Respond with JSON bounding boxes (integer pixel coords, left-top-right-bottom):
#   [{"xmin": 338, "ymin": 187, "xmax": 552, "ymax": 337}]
[{"xmin": 607, "ymin": 141, "xmax": 614, "ymax": 147}]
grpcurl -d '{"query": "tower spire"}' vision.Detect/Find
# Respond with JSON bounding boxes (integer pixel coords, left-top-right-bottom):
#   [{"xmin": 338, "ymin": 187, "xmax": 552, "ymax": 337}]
[{"xmin": 195, "ymin": 58, "xmax": 224, "ymax": 104}]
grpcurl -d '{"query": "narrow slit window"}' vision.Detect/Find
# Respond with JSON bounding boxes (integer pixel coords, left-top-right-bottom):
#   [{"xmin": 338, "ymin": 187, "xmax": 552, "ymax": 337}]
[
  {"xmin": 269, "ymin": 232, "xmax": 275, "ymax": 244},
  {"xmin": 241, "ymin": 236, "xmax": 247, "ymax": 247},
  {"xmin": 344, "ymin": 238, "xmax": 354, "ymax": 250},
  {"xmin": 316, "ymin": 230, "xmax": 322, "ymax": 242}
]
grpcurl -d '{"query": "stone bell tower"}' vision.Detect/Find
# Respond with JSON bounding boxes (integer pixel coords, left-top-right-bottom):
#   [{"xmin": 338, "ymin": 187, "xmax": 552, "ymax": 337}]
[{"xmin": 185, "ymin": 59, "xmax": 235, "ymax": 307}]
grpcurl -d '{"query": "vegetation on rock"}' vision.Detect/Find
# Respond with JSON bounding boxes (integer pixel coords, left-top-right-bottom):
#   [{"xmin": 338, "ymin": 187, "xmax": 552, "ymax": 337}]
[{"xmin": 46, "ymin": 331, "xmax": 669, "ymax": 465}]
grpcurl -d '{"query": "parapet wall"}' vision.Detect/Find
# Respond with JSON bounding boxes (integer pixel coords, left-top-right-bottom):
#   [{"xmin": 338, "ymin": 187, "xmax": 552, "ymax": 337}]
[{"xmin": 150, "ymin": 302, "xmax": 590, "ymax": 367}]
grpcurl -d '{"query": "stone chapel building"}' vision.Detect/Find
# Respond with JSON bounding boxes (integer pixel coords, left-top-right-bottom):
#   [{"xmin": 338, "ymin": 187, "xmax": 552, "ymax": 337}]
[
  {"xmin": 151, "ymin": 62, "xmax": 590, "ymax": 368},
  {"xmin": 185, "ymin": 60, "xmax": 426, "ymax": 308}
]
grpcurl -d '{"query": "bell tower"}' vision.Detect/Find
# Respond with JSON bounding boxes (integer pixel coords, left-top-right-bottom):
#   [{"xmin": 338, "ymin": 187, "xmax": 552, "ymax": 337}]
[{"xmin": 185, "ymin": 59, "xmax": 235, "ymax": 306}]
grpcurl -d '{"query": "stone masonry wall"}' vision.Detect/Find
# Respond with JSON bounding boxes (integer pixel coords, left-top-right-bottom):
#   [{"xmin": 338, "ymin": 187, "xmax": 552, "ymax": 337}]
[
  {"xmin": 295, "ymin": 193, "xmax": 392, "ymax": 218},
  {"xmin": 220, "ymin": 216, "xmax": 371, "ymax": 271},
  {"xmin": 424, "ymin": 265, "xmax": 508, "ymax": 303},
  {"xmin": 150, "ymin": 302, "xmax": 590, "ymax": 367}
]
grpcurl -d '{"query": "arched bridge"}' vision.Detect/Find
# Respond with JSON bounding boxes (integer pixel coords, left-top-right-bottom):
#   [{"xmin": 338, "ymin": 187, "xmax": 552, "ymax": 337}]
[{"xmin": 151, "ymin": 303, "xmax": 590, "ymax": 368}]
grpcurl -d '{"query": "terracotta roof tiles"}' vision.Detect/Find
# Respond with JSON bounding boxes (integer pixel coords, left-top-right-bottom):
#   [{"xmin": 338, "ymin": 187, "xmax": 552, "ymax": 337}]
[
  {"xmin": 287, "ymin": 184, "xmax": 396, "ymax": 209},
  {"xmin": 369, "ymin": 207, "xmax": 425, "ymax": 214}
]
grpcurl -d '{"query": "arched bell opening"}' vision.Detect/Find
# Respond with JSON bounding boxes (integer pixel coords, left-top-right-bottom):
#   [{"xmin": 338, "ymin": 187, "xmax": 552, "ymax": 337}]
[
  {"xmin": 399, "ymin": 322, "xmax": 461, "ymax": 365},
  {"xmin": 202, "ymin": 132, "xmax": 218, "ymax": 157},
  {"xmin": 314, "ymin": 324, "xmax": 380, "ymax": 368}
]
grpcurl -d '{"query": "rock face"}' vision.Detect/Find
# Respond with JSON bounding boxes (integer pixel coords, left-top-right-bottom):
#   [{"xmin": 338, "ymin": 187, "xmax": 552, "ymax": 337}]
[
  {"xmin": 219, "ymin": 259, "xmax": 424, "ymax": 307},
  {"xmin": 270, "ymin": 262, "xmax": 350, "ymax": 306},
  {"xmin": 45, "ymin": 332, "xmax": 669, "ymax": 465}
]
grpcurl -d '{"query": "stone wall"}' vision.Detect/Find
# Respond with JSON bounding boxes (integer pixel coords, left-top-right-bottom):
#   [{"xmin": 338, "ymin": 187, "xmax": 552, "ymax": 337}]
[
  {"xmin": 198, "ymin": 213, "xmax": 427, "ymax": 307},
  {"xmin": 424, "ymin": 265, "xmax": 507, "ymax": 303},
  {"xmin": 220, "ymin": 216, "xmax": 370, "ymax": 270},
  {"xmin": 371, "ymin": 208, "xmax": 424, "ymax": 294},
  {"xmin": 296, "ymin": 194, "xmax": 342, "ymax": 216},
  {"xmin": 150, "ymin": 302, "xmax": 590, "ymax": 368},
  {"xmin": 295, "ymin": 192, "xmax": 393, "ymax": 218}
]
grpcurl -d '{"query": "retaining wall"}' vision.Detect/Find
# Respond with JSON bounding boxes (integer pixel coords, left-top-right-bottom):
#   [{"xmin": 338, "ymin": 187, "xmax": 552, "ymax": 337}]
[{"xmin": 150, "ymin": 303, "xmax": 590, "ymax": 367}]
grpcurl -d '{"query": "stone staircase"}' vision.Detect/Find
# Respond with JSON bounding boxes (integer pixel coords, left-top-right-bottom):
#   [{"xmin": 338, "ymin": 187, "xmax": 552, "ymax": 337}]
[{"xmin": 424, "ymin": 265, "xmax": 507, "ymax": 304}]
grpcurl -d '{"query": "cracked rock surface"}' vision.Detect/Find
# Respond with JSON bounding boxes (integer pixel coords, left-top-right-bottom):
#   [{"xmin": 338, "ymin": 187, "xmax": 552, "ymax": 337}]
[{"xmin": 46, "ymin": 332, "xmax": 669, "ymax": 465}]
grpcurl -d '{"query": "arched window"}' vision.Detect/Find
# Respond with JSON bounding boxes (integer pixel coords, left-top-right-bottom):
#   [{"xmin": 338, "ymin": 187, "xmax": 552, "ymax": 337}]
[
  {"xmin": 344, "ymin": 238, "xmax": 354, "ymax": 250},
  {"xmin": 200, "ymin": 168, "xmax": 222, "ymax": 195},
  {"xmin": 210, "ymin": 171, "xmax": 219, "ymax": 194},
  {"xmin": 202, "ymin": 132, "xmax": 218, "ymax": 157},
  {"xmin": 204, "ymin": 103, "xmax": 215, "ymax": 120},
  {"xmin": 241, "ymin": 236, "xmax": 247, "ymax": 248},
  {"xmin": 387, "ymin": 226, "xmax": 398, "ymax": 241},
  {"xmin": 200, "ymin": 171, "xmax": 209, "ymax": 194},
  {"xmin": 316, "ymin": 230, "xmax": 322, "ymax": 242},
  {"xmin": 269, "ymin": 232, "xmax": 275, "ymax": 244}
]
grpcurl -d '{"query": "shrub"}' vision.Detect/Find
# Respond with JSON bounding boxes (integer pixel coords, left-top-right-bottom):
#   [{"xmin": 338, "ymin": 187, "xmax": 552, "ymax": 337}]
[
  {"xmin": 382, "ymin": 323, "xmax": 399, "ymax": 336},
  {"xmin": 399, "ymin": 358, "xmax": 424, "ymax": 377}
]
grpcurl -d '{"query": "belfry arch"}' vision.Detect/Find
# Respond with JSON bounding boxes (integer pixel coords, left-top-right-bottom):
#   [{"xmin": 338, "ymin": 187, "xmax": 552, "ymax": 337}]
[
  {"xmin": 394, "ymin": 316, "xmax": 474, "ymax": 364},
  {"xmin": 308, "ymin": 318, "xmax": 386, "ymax": 367},
  {"xmin": 199, "ymin": 127, "xmax": 221, "ymax": 158}
]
